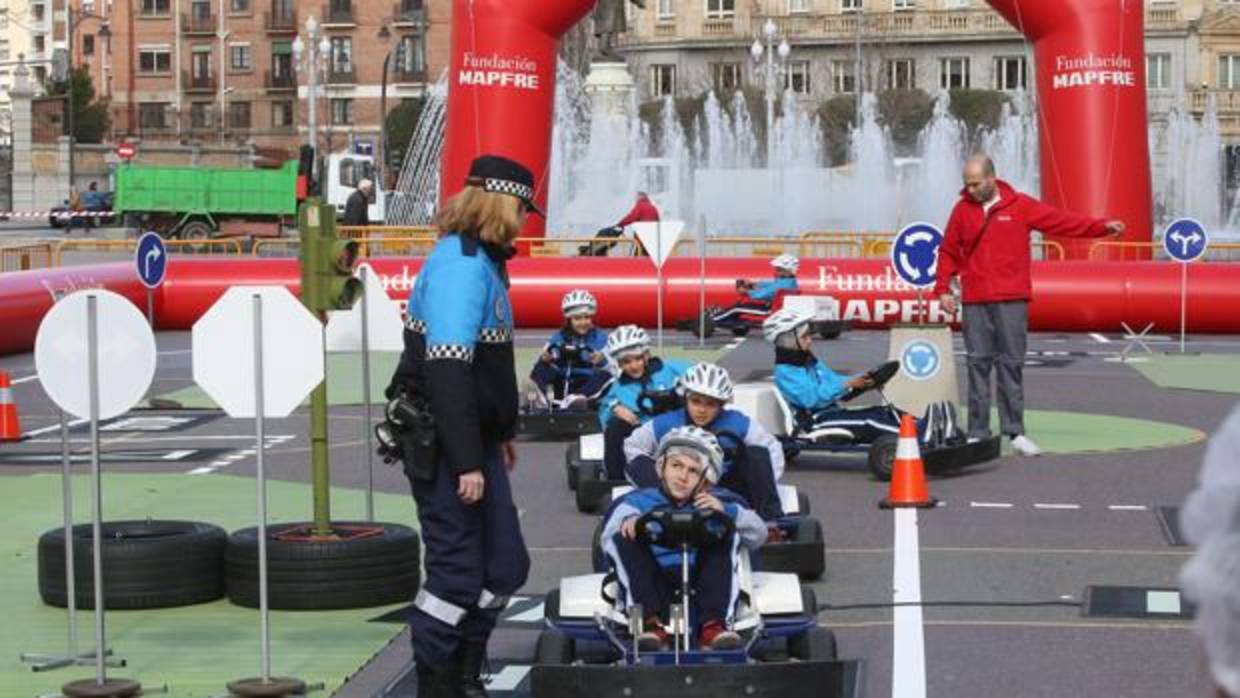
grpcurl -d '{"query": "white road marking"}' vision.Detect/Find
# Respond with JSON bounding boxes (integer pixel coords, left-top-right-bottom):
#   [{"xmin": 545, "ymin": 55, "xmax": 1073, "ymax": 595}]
[
  {"xmin": 506, "ymin": 602, "xmax": 546, "ymax": 624},
  {"xmin": 1107, "ymin": 504, "xmax": 1149, "ymax": 511},
  {"xmin": 21, "ymin": 418, "xmax": 88, "ymax": 438},
  {"xmin": 486, "ymin": 665, "xmax": 531, "ymax": 692},
  {"xmin": 1089, "ymin": 333, "xmax": 1111, "ymax": 344},
  {"xmin": 12, "ymin": 374, "xmax": 40, "ymax": 385},
  {"xmin": 891, "ymin": 508, "xmax": 927, "ymax": 698},
  {"xmin": 1033, "ymin": 503, "xmax": 1082, "ymax": 510},
  {"xmin": 161, "ymin": 450, "xmax": 197, "ymax": 460},
  {"xmin": 187, "ymin": 466, "xmax": 216, "ymax": 475},
  {"xmin": 970, "ymin": 502, "xmax": 1013, "ymax": 509}
]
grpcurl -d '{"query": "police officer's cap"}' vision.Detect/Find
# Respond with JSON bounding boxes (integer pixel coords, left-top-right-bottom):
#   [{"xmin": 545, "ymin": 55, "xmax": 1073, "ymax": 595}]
[{"xmin": 465, "ymin": 155, "xmax": 544, "ymax": 217}]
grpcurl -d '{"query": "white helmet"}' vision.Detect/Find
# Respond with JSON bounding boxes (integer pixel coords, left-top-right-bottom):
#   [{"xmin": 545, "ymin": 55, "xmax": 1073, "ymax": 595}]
[
  {"xmin": 679, "ymin": 362, "xmax": 733, "ymax": 403},
  {"xmin": 656, "ymin": 425, "xmax": 724, "ymax": 484},
  {"xmin": 606, "ymin": 325, "xmax": 650, "ymax": 359},
  {"xmin": 762, "ymin": 307, "xmax": 815, "ymax": 343},
  {"xmin": 771, "ymin": 254, "xmax": 800, "ymax": 274},
  {"xmin": 561, "ymin": 289, "xmax": 597, "ymax": 317}
]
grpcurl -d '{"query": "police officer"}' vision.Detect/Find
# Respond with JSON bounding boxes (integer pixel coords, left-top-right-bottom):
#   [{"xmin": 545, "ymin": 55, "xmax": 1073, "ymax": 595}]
[{"xmin": 387, "ymin": 155, "xmax": 536, "ymax": 698}]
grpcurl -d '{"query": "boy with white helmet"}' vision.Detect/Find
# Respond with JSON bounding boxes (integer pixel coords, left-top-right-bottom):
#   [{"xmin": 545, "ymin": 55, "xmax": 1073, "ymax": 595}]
[
  {"xmin": 597, "ymin": 325, "xmax": 692, "ymax": 480},
  {"xmin": 623, "ymin": 362, "xmax": 786, "ymax": 521},
  {"xmin": 601, "ymin": 426, "xmax": 767, "ymax": 651},
  {"xmin": 528, "ymin": 289, "xmax": 611, "ymax": 408},
  {"xmin": 736, "ymin": 253, "xmax": 800, "ymax": 305}
]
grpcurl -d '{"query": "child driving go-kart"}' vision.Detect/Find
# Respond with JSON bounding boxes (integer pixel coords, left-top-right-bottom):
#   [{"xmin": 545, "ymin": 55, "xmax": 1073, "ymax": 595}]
[
  {"xmin": 736, "ymin": 253, "xmax": 801, "ymax": 306},
  {"xmin": 527, "ymin": 289, "xmax": 613, "ymax": 409},
  {"xmin": 600, "ymin": 426, "xmax": 767, "ymax": 651},
  {"xmin": 684, "ymin": 254, "xmax": 803, "ymax": 339}
]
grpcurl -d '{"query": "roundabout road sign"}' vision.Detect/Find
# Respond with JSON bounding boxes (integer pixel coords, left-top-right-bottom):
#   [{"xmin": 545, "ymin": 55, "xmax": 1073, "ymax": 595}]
[
  {"xmin": 193, "ymin": 286, "xmax": 324, "ymax": 418},
  {"xmin": 900, "ymin": 339, "xmax": 942, "ymax": 382},
  {"xmin": 35, "ymin": 289, "xmax": 157, "ymax": 420},
  {"xmin": 891, "ymin": 222, "xmax": 943, "ymax": 288},
  {"xmin": 1163, "ymin": 218, "xmax": 1208, "ymax": 263}
]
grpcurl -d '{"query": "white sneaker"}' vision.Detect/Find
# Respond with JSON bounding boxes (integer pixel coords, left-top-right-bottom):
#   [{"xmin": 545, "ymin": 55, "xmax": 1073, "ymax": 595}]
[{"xmin": 1010, "ymin": 435, "xmax": 1042, "ymax": 457}]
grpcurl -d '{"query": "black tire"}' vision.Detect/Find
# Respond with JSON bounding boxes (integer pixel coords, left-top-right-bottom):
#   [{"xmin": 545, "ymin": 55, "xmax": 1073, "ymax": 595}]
[
  {"xmin": 787, "ymin": 626, "xmax": 837, "ymax": 661},
  {"xmin": 178, "ymin": 220, "xmax": 213, "ymax": 253},
  {"xmin": 816, "ymin": 322, "xmax": 844, "ymax": 340},
  {"xmin": 692, "ymin": 311, "xmax": 715, "ymax": 339},
  {"xmin": 225, "ymin": 521, "xmax": 420, "ymax": 610},
  {"xmin": 868, "ymin": 434, "xmax": 899, "ymax": 481},
  {"xmin": 575, "ymin": 463, "xmax": 603, "ymax": 513},
  {"xmin": 591, "ymin": 518, "xmax": 607, "ymax": 573},
  {"xmin": 565, "ymin": 442, "xmax": 580, "ymax": 491},
  {"xmin": 535, "ymin": 628, "xmax": 575, "ymax": 665},
  {"xmin": 730, "ymin": 325, "xmax": 751, "ymax": 338},
  {"xmin": 801, "ymin": 586, "xmax": 818, "ymax": 618},
  {"xmin": 795, "ymin": 516, "xmax": 826, "ymax": 580},
  {"xmin": 38, "ymin": 520, "xmax": 227, "ymax": 610},
  {"xmin": 796, "ymin": 490, "xmax": 811, "ymax": 516},
  {"xmin": 543, "ymin": 587, "xmax": 563, "ymax": 623}
]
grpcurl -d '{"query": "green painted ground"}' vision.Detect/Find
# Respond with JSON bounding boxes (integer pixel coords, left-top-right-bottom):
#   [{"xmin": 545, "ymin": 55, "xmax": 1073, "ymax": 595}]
[
  {"xmin": 0, "ymin": 473, "xmax": 419, "ymax": 697},
  {"xmin": 1128, "ymin": 353, "xmax": 1240, "ymax": 395},
  {"xmin": 994, "ymin": 409, "xmax": 1205, "ymax": 455},
  {"xmin": 147, "ymin": 345, "xmax": 733, "ymax": 410}
]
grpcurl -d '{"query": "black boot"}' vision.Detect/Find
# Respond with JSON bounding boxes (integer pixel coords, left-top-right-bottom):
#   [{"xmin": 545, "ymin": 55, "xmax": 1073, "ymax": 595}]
[
  {"xmin": 416, "ymin": 660, "xmax": 461, "ymax": 698},
  {"xmin": 455, "ymin": 641, "xmax": 489, "ymax": 698}
]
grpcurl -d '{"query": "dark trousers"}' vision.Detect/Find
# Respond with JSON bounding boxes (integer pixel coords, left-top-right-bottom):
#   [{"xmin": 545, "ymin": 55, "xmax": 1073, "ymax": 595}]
[
  {"xmin": 962, "ymin": 301, "xmax": 1028, "ymax": 438},
  {"xmin": 529, "ymin": 362, "xmax": 612, "ymax": 401},
  {"xmin": 405, "ymin": 444, "xmax": 530, "ymax": 666},
  {"xmin": 806, "ymin": 405, "xmax": 902, "ymax": 442},
  {"xmin": 609, "ymin": 533, "xmax": 734, "ymax": 629},
  {"xmin": 627, "ymin": 448, "xmax": 784, "ymax": 521},
  {"xmin": 604, "ymin": 417, "xmax": 637, "ymax": 480}
]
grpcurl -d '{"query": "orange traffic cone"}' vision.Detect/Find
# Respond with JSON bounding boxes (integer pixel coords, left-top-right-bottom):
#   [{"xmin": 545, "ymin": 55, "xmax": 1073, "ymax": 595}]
[
  {"xmin": 0, "ymin": 371, "xmax": 23, "ymax": 442},
  {"xmin": 879, "ymin": 413, "xmax": 937, "ymax": 509}
]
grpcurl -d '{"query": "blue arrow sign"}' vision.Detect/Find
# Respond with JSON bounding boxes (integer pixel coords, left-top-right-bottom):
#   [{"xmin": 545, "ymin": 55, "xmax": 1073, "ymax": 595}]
[
  {"xmin": 1163, "ymin": 218, "xmax": 1208, "ymax": 263},
  {"xmin": 135, "ymin": 231, "xmax": 167, "ymax": 289},
  {"xmin": 891, "ymin": 222, "xmax": 943, "ymax": 288}
]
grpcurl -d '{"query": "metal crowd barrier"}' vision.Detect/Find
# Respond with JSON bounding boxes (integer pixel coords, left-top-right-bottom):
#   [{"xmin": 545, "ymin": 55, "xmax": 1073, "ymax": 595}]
[
  {"xmin": 1088, "ymin": 240, "xmax": 1240, "ymax": 262},
  {"xmin": 0, "ymin": 242, "xmax": 57, "ymax": 272}
]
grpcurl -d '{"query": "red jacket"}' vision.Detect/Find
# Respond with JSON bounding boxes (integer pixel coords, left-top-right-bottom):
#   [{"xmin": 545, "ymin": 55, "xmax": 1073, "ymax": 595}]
[
  {"xmin": 933, "ymin": 180, "xmax": 1110, "ymax": 303},
  {"xmin": 616, "ymin": 196, "xmax": 660, "ymax": 227}
]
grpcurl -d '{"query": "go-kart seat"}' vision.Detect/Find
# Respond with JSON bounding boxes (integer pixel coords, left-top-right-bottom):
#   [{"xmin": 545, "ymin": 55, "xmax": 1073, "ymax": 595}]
[{"xmin": 731, "ymin": 383, "xmax": 853, "ymax": 443}]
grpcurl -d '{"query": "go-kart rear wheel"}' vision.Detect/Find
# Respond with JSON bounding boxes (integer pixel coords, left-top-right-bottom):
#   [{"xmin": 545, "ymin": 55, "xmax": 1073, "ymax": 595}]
[
  {"xmin": 535, "ymin": 629, "xmax": 575, "ymax": 665},
  {"xmin": 868, "ymin": 434, "xmax": 899, "ymax": 481},
  {"xmin": 692, "ymin": 311, "xmax": 715, "ymax": 339},
  {"xmin": 565, "ymin": 442, "xmax": 580, "ymax": 491},
  {"xmin": 816, "ymin": 321, "xmax": 844, "ymax": 340},
  {"xmin": 730, "ymin": 325, "xmax": 751, "ymax": 338},
  {"xmin": 590, "ymin": 518, "xmax": 607, "ymax": 573},
  {"xmin": 788, "ymin": 626, "xmax": 837, "ymax": 662},
  {"xmin": 796, "ymin": 490, "xmax": 811, "ymax": 517},
  {"xmin": 575, "ymin": 463, "xmax": 603, "ymax": 513}
]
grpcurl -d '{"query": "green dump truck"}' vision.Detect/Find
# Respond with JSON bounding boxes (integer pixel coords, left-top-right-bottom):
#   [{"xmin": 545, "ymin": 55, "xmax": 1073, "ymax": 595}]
[{"xmin": 113, "ymin": 160, "xmax": 299, "ymax": 241}]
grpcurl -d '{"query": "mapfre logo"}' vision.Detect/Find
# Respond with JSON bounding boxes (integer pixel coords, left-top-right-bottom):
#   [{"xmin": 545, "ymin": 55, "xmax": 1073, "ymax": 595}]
[
  {"xmin": 1052, "ymin": 53, "xmax": 1136, "ymax": 90},
  {"xmin": 458, "ymin": 52, "xmax": 541, "ymax": 90}
]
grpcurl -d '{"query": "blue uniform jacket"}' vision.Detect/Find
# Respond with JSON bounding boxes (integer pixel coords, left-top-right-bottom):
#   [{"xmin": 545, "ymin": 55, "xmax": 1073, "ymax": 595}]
[
  {"xmin": 597, "ymin": 357, "xmax": 691, "ymax": 428},
  {"xmin": 746, "ymin": 276, "xmax": 798, "ymax": 302},
  {"xmin": 601, "ymin": 486, "xmax": 767, "ymax": 570},
  {"xmin": 542, "ymin": 327, "xmax": 608, "ymax": 381},
  {"xmin": 389, "ymin": 233, "xmax": 518, "ymax": 474},
  {"xmin": 774, "ymin": 348, "xmax": 853, "ymax": 413},
  {"xmin": 623, "ymin": 407, "xmax": 785, "ymax": 481}
]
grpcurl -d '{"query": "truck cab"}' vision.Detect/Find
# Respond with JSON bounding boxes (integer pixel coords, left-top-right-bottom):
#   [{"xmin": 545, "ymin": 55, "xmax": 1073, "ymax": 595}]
[{"xmin": 325, "ymin": 152, "xmax": 386, "ymax": 224}]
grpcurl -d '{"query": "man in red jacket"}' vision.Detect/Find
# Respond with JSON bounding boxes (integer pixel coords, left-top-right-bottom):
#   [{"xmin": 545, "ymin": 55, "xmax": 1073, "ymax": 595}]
[
  {"xmin": 934, "ymin": 155, "xmax": 1125, "ymax": 456},
  {"xmin": 616, "ymin": 191, "xmax": 660, "ymax": 228}
]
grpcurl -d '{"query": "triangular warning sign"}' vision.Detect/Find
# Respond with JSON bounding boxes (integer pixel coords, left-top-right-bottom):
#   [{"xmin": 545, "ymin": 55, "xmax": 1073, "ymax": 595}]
[{"xmin": 631, "ymin": 221, "xmax": 685, "ymax": 270}]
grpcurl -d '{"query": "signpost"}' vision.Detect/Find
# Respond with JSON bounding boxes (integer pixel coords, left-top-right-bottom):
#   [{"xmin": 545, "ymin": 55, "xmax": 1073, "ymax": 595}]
[
  {"xmin": 1163, "ymin": 218, "xmax": 1209, "ymax": 353},
  {"xmin": 193, "ymin": 285, "xmax": 323, "ymax": 697},
  {"xmin": 632, "ymin": 220, "xmax": 685, "ymax": 351},
  {"xmin": 115, "ymin": 142, "xmax": 136, "ymax": 161},
  {"xmin": 891, "ymin": 222, "xmax": 944, "ymax": 323},
  {"xmin": 135, "ymin": 231, "xmax": 167, "ymax": 326},
  {"xmin": 33, "ymin": 289, "xmax": 155, "ymax": 698}
]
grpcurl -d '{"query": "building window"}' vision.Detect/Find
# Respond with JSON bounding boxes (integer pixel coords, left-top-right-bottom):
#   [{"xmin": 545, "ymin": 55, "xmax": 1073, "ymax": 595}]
[
  {"xmin": 705, "ymin": 0, "xmax": 734, "ymax": 19},
  {"xmin": 711, "ymin": 62, "xmax": 741, "ymax": 93},
  {"xmin": 886, "ymin": 58, "xmax": 915, "ymax": 90},
  {"xmin": 832, "ymin": 59, "xmax": 855, "ymax": 94},
  {"xmin": 894, "ymin": 0, "xmax": 915, "ymax": 8},
  {"xmin": 138, "ymin": 48, "xmax": 172, "ymax": 74},
  {"xmin": 939, "ymin": 56, "xmax": 970, "ymax": 89},
  {"xmin": 191, "ymin": 48, "xmax": 211, "ymax": 79},
  {"xmin": 650, "ymin": 64, "xmax": 675, "ymax": 97},
  {"xmin": 138, "ymin": 102, "xmax": 168, "ymax": 129},
  {"xmin": 993, "ymin": 55, "xmax": 1026, "ymax": 91},
  {"xmin": 1219, "ymin": 54, "xmax": 1240, "ymax": 89},
  {"xmin": 82, "ymin": 35, "xmax": 94, "ymax": 56},
  {"xmin": 330, "ymin": 37, "xmax": 352, "ymax": 73},
  {"xmin": 190, "ymin": 102, "xmax": 212, "ymax": 129},
  {"xmin": 784, "ymin": 60, "xmax": 811, "ymax": 94},
  {"xmin": 1146, "ymin": 53, "xmax": 1171, "ymax": 91},
  {"xmin": 789, "ymin": 0, "xmax": 810, "ymax": 13},
  {"xmin": 140, "ymin": 0, "xmax": 169, "ymax": 15},
  {"xmin": 841, "ymin": 0, "xmax": 861, "ymax": 12},
  {"xmin": 228, "ymin": 101, "xmax": 251, "ymax": 128},
  {"xmin": 330, "ymin": 98, "xmax": 353, "ymax": 125},
  {"xmin": 397, "ymin": 34, "xmax": 426, "ymax": 73},
  {"xmin": 272, "ymin": 100, "xmax": 294, "ymax": 127},
  {"xmin": 34, "ymin": 36, "xmax": 45, "ymax": 53},
  {"xmin": 230, "ymin": 44, "xmax": 251, "ymax": 71},
  {"xmin": 32, "ymin": 3, "xmax": 45, "ymax": 22},
  {"xmin": 657, "ymin": 0, "xmax": 674, "ymax": 18},
  {"xmin": 230, "ymin": 0, "xmax": 249, "ymax": 12},
  {"xmin": 944, "ymin": 0, "xmax": 968, "ymax": 7}
]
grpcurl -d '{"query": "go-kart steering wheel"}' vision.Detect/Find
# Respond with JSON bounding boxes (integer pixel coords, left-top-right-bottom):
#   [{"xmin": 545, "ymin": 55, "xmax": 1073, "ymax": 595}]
[
  {"xmin": 635, "ymin": 508, "xmax": 736, "ymax": 549},
  {"xmin": 838, "ymin": 360, "xmax": 900, "ymax": 403}
]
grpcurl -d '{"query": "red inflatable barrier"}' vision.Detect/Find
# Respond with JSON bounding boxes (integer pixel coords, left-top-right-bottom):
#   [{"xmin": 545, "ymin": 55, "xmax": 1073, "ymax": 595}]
[
  {"xmin": 440, "ymin": 0, "xmax": 595, "ymax": 241},
  {"xmin": 986, "ymin": 0, "xmax": 1152, "ymax": 259},
  {"xmin": 0, "ymin": 264, "xmax": 147, "ymax": 356}
]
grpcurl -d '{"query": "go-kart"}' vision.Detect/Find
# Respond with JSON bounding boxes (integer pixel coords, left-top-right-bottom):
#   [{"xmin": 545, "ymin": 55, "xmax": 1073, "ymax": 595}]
[
  {"xmin": 677, "ymin": 289, "xmax": 846, "ymax": 340},
  {"xmin": 532, "ymin": 509, "xmax": 855, "ymax": 698},
  {"xmin": 732, "ymin": 361, "xmax": 1001, "ymax": 481},
  {"xmin": 518, "ymin": 345, "xmax": 612, "ymax": 439}
]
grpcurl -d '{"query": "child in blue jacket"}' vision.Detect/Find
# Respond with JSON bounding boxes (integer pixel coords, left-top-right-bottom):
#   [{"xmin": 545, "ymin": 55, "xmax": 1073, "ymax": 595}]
[
  {"xmin": 601, "ymin": 426, "xmax": 766, "ymax": 651},
  {"xmin": 528, "ymin": 289, "xmax": 612, "ymax": 409},
  {"xmin": 735, "ymin": 253, "xmax": 800, "ymax": 305}
]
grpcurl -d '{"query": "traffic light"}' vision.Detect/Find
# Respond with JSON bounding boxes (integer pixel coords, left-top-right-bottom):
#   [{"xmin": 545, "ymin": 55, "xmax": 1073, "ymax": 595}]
[{"xmin": 299, "ymin": 198, "xmax": 363, "ymax": 313}]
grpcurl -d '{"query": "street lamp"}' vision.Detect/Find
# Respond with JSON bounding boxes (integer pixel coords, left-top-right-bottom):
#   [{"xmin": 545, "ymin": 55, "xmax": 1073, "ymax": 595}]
[
  {"xmin": 751, "ymin": 18, "xmax": 791, "ymax": 168},
  {"xmin": 63, "ymin": 3, "xmax": 110, "ymax": 198},
  {"xmin": 292, "ymin": 16, "xmax": 332, "ymax": 185},
  {"xmin": 377, "ymin": 25, "xmax": 393, "ymax": 192}
]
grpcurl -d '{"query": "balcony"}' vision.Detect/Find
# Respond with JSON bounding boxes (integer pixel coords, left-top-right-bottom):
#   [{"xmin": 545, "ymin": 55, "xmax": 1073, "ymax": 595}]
[
  {"xmin": 265, "ymin": 8, "xmax": 296, "ymax": 32},
  {"xmin": 701, "ymin": 16, "xmax": 734, "ymax": 36},
  {"xmin": 182, "ymin": 11, "xmax": 216, "ymax": 34},
  {"xmin": 325, "ymin": 66, "xmax": 356, "ymax": 84},
  {"xmin": 265, "ymin": 70, "xmax": 296, "ymax": 90},
  {"xmin": 392, "ymin": 66, "xmax": 425, "ymax": 84},
  {"xmin": 632, "ymin": 9, "xmax": 1023, "ymax": 45},
  {"xmin": 322, "ymin": 1, "xmax": 354, "ymax": 25},
  {"xmin": 184, "ymin": 71, "xmax": 217, "ymax": 91},
  {"xmin": 393, "ymin": 1, "xmax": 424, "ymax": 26}
]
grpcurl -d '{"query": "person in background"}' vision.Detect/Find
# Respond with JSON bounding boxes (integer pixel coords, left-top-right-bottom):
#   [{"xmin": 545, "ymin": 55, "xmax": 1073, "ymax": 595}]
[
  {"xmin": 736, "ymin": 254, "xmax": 800, "ymax": 307},
  {"xmin": 343, "ymin": 178, "xmax": 373, "ymax": 226}
]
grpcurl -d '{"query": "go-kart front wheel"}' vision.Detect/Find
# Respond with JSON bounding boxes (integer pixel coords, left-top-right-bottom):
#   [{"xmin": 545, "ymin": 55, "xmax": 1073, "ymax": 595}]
[
  {"xmin": 787, "ymin": 626, "xmax": 837, "ymax": 662},
  {"xmin": 868, "ymin": 434, "xmax": 899, "ymax": 481},
  {"xmin": 730, "ymin": 325, "xmax": 751, "ymax": 338},
  {"xmin": 692, "ymin": 310, "xmax": 716, "ymax": 339},
  {"xmin": 535, "ymin": 628, "xmax": 575, "ymax": 665},
  {"xmin": 565, "ymin": 442, "xmax": 580, "ymax": 491}
]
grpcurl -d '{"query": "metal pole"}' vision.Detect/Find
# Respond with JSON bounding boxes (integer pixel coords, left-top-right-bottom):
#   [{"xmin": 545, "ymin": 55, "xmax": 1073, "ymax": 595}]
[
  {"xmin": 854, "ymin": 7, "xmax": 863, "ymax": 127},
  {"xmin": 145, "ymin": 287, "xmax": 154, "ymax": 328},
  {"xmin": 360, "ymin": 266, "xmax": 375, "ymax": 521},
  {"xmin": 66, "ymin": 6, "xmax": 75, "ymax": 197},
  {"xmin": 765, "ymin": 40, "xmax": 775, "ymax": 169},
  {"xmin": 86, "ymin": 295, "xmax": 105, "ymax": 686},
  {"xmin": 698, "ymin": 216, "xmax": 706, "ymax": 350},
  {"xmin": 1179, "ymin": 261, "xmax": 1188, "ymax": 354},
  {"xmin": 252, "ymin": 293, "xmax": 271, "ymax": 682},
  {"xmin": 379, "ymin": 50, "xmax": 391, "ymax": 192},
  {"xmin": 61, "ymin": 408, "xmax": 78, "ymax": 659},
  {"xmin": 656, "ymin": 219, "xmax": 663, "ymax": 352}
]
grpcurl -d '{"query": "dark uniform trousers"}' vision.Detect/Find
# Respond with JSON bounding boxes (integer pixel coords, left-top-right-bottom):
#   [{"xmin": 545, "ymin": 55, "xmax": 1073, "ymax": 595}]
[
  {"xmin": 406, "ymin": 444, "xmax": 530, "ymax": 666},
  {"xmin": 609, "ymin": 533, "xmax": 733, "ymax": 629}
]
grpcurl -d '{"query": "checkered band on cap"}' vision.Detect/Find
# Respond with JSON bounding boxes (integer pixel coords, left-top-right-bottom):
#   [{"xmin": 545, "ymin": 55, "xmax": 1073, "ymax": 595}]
[
  {"xmin": 478, "ymin": 327, "xmax": 513, "ymax": 344},
  {"xmin": 483, "ymin": 178, "xmax": 534, "ymax": 203},
  {"xmin": 426, "ymin": 344, "xmax": 474, "ymax": 362},
  {"xmin": 405, "ymin": 318, "xmax": 427, "ymax": 333}
]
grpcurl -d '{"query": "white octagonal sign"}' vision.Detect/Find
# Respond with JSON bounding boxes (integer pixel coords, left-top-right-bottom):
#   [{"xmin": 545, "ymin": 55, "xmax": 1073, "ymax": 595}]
[
  {"xmin": 193, "ymin": 285, "xmax": 325, "ymax": 418},
  {"xmin": 35, "ymin": 289, "xmax": 157, "ymax": 420}
]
